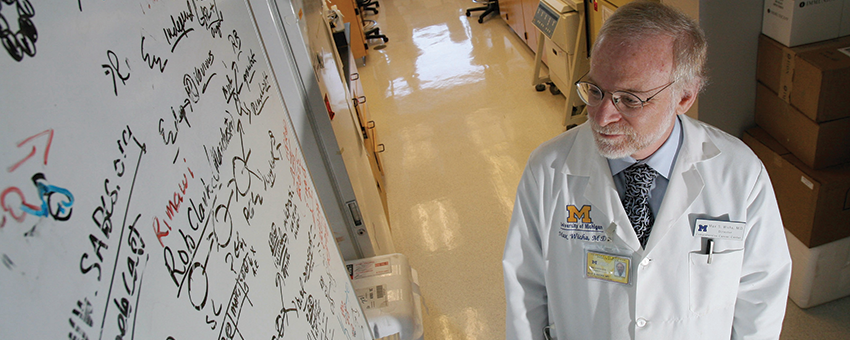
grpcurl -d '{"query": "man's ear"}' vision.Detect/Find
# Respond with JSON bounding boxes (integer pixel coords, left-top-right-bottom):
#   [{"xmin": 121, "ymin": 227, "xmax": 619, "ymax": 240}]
[{"xmin": 675, "ymin": 82, "xmax": 699, "ymax": 116}]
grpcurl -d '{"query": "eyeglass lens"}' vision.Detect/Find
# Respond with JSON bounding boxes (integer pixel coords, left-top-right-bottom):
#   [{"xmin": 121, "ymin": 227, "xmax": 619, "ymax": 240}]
[{"xmin": 576, "ymin": 82, "xmax": 645, "ymax": 114}]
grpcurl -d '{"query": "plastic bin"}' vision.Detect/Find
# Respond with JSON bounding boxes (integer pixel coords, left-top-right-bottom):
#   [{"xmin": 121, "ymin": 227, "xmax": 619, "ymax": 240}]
[{"xmin": 346, "ymin": 253, "xmax": 423, "ymax": 340}]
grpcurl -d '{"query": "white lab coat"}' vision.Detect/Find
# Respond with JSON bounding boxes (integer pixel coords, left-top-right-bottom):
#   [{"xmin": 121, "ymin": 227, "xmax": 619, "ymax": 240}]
[{"xmin": 503, "ymin": 116, "xmax": 791, "ymax": 340}]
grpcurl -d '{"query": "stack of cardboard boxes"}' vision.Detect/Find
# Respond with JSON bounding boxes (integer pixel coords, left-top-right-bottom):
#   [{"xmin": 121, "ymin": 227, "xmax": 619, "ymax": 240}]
[{"xmin": 742, "ymin": 1, "xmax": 850, "ymax": 308}]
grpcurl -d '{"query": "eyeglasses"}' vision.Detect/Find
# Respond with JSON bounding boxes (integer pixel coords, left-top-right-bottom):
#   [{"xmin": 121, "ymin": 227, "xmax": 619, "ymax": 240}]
[{"xmin": 575, "ymin": 77, "xmax": 676, "ymax": 116}]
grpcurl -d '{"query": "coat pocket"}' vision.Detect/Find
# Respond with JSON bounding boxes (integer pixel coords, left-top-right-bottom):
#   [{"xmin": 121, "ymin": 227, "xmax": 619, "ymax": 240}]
[{"xmin": 688, "ymin": 250, "xmax": 744, "ymax": 314}]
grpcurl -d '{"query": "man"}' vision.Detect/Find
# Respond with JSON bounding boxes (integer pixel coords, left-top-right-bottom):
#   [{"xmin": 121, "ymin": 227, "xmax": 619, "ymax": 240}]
[
  {"xmin": 503, "ymin": 2, "xmax": 792, "ymax": 339},
  {"xmin": 615, "ymin": 261, "xmax": 626, "ymax": 278}
]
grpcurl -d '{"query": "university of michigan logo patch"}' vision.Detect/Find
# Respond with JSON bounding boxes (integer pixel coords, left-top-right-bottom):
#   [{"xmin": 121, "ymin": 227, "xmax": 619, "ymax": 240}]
[
  {"xmin": 560, "ymin": 205, "xmax": 607, "ymax": 242},
  {"xmin": 566, "ymin": 205, "xmax": 592, "ymax": 223}
]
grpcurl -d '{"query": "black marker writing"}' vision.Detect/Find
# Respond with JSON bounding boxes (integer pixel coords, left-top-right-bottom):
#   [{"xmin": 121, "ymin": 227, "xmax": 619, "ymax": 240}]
[
  {"xmin": 101, "ymin": 214, "xmax": 149, "ymax": 340},
  {"xmin": 204, "ymin": 114, "xmax": 234, "ymax": 177},
  {"xmin": 82, "ymin": 126, "xmax": 145, "ymax": 281},
  {"xmin": 241, "ymin": 50, "xmax": 256, "ymax": 90},
  {"xmin": 293, "ymin": 278, "xmax": 334, "ymax": 340},
  {"xmin": 227, "ymin": 30, "xmax": 240, "ymax": 55},
  {"xmin": 68, "ymin": 297, "xmax": 94, "ymax": 340},
  {"xmin": 0, "ymin": 0, "xmax": 37, "ymax": 62},
  {"xmin": 191, "ymin": 0, "xmax": 223, "ymax": 39},
  {"xmin": 141, "ymin": 36, "xmax": 168, "ymax": 72},
  {"xmin": 320, "ymin": 275, "xmax": 336, "ymax": 313},
  {"xmin": 158, "ymin": 99, "xmax": 193, "ymax": 146},
  {"xmin": 269, "ymin": 222, "xmax": 292, "ymax": 283},
  {"xmin": 272, "ymin": 274, "xmax": 299, "ymax": 340},
  {"xmin": 162, "ymin": 2, "xmax": 195, "ymax": 53},
  {"xmin": 185, "ymin": 50, "xmax": 216, "ymax": 98},
  {"xmin": 102, "ymin": 50, "xmax": 130, "ymax": 96},
  {"xmin": 89, "ymin": 127, "xmax": 147, "ymax": 340}
]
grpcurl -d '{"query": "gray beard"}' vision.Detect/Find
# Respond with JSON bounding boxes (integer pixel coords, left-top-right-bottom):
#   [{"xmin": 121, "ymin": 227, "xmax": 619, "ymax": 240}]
[{"xmin": 589, "ymin": 107, "xmax": 674, "ymax": 159}]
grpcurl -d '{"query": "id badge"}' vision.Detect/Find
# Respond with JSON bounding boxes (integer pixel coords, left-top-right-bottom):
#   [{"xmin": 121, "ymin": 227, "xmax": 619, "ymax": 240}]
[
  {"xmin": 694, "ymin": 219, "xmax": 746, "ymax": 241},
  {"xmin": 585, "ymin": 250, "xmax": 631, "ymax": 285}
]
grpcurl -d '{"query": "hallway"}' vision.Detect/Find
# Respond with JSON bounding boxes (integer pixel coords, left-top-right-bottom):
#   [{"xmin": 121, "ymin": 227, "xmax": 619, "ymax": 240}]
[{"xmin": 358, "ymin": 1, "xmax": 563, "ymax": 338}]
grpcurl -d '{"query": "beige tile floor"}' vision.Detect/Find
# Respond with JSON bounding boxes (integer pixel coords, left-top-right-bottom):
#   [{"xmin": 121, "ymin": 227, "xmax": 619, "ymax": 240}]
[{"xmin": 354, "ymin": 0, "xmax": 850, "ymax": 339}]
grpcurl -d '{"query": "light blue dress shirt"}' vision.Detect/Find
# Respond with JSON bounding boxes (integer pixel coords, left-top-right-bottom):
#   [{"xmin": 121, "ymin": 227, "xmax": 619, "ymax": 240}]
[{"xmin": 608, "ymin": 116, "xmax": 683, "ymax": 220}]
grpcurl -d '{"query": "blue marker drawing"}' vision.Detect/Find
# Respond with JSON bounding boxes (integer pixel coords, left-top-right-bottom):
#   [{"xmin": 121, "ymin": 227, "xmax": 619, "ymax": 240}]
[{"xmin": 20, "ymin": 173, "xmax": 74, "ymax": 221}]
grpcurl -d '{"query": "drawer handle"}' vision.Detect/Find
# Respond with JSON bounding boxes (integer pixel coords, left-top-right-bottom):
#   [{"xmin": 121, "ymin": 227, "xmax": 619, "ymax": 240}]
[
  {"xmin": 357, "ymin": 96, "xmax": 366, "ymax": 104},
  {"xmin": 376, "ymin": 144, "xmax": 385, "ymax": 153},
  {"xmin": 350, "ymin": 73, "xmax": 360, "ymax": 81},
  {"xmin": 367, "ymin": 121, "xmax": 375, "ymax": 129}
]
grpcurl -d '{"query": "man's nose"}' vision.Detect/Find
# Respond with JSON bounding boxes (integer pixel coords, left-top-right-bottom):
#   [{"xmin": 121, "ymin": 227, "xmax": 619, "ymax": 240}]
[{"xmin": 590, "ymin": 96, "xmax": 622, "ymax": 126}]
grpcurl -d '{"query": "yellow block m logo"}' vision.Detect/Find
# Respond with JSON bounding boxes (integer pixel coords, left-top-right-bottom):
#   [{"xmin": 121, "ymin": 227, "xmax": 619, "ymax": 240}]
[{"xmin": 566, "ymin": 205, "xmax": 592, "ymax": 223}]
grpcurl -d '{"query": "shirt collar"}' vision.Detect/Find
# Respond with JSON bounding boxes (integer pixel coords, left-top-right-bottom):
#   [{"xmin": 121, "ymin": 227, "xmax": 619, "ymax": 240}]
[{"xmin": 608, "ymin": 116, "xmax": 682, "ymax": 179}]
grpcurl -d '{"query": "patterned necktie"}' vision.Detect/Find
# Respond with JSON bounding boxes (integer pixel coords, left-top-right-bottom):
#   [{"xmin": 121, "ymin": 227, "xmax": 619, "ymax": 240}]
[{"xmin": 622, "ymin": 163, "xmax": 659, "ymax": 248}]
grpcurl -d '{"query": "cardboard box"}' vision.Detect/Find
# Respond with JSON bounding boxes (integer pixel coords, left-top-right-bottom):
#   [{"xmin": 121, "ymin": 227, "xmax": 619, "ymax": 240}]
[
  {"xmin": 784, "ymin": 229, "xmax": 850, "ymax": 309},
  {"xmin": 743, "ymin": 127, "xmax": 850, "ymax": 247},
  {"xmin": 757, "ymin": 34, "xmax": 850, "ymax": 123},
  {"xmin": 754, "ymin": 83, "xmax": 850, "ymax": 169},
  {"xmin": 762, "ymin": 0, "xmax": 850, "ymax": 47}
]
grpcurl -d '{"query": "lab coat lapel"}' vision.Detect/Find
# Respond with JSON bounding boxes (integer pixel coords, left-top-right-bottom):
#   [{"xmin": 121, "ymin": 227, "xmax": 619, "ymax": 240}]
[
  {"xmin": 561, "ymin": 125, "xmax": 642, "ymax": 252},
  {"xmin": 644, "ymin": 116, "xmax": 719, "ymax": 252}
]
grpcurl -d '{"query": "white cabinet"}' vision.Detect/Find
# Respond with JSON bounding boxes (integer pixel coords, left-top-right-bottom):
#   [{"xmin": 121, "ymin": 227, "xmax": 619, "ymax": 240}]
[
  {"xmin": 310, "ymin": 10, "xmax": 394, "ymax": 255},
  {"xmin": 500, "ymin": 0, "xmax": 541, "ymax": 51}
]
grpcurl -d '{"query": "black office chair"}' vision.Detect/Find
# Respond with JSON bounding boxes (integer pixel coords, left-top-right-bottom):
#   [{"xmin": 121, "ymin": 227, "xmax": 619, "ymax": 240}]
[
  {"xmin": 363, "ymin": 19, "xmax": 389, "ymax": 45},
  {"xmin": 465, "ymin": 0, "xmax": 499, "ymax": 24},
  {"xmin": 357, "ymin": 0, "xmax": 387, "ymax": 47},
  {"xmin": 358, "ymin": 0, "xmax": 379, "ymax": 16}
]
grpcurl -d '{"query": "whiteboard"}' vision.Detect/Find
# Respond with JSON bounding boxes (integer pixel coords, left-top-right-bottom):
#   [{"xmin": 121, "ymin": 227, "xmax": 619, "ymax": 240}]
[{"xmin": 0, "ymin": 1, "xmax": 370, "ymax": 339}]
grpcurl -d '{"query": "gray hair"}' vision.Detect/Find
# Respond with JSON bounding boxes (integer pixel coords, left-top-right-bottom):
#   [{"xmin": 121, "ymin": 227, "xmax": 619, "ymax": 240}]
[{"xmin": 592, "ymin": 1, "xmax": 708, "ymax": 92}]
